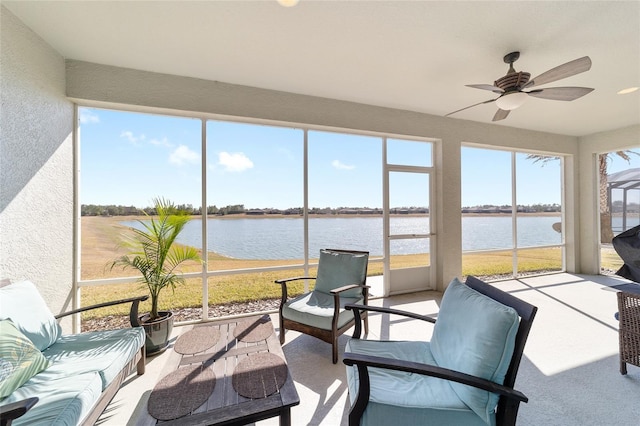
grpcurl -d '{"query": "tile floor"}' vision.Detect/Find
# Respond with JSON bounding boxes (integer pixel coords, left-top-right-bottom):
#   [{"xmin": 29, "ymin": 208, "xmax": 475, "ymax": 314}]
[{"xmin": 97, "ymin": 273, "xmax": 640, "ymax": 426}]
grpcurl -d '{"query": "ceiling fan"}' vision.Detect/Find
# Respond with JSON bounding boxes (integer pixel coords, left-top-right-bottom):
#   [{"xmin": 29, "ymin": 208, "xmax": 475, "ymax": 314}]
[{"xmin": 446, "ymin": 51, "xmax": 594, "ymax": 121}]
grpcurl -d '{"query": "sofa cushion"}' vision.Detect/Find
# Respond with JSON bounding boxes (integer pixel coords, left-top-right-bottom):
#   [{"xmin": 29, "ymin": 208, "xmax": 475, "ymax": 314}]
[
  {"xmin": 1, "ymin": 370, "xmax": 103, "ymax": 426},
  {"xmin": 430, "ymin": 278, "xmax": 519, "ymax": 425},
  {"xmin": 282, "ymin": 291, "xmax": 362, "ymax": 330},
  {"xmin": 0, "ymin": 280, "xmax": 62, "ymax": 351},
  {"xmin": 0, "ymin": 320, "xmax": 50, "ymax": 399},
  {"xmin": 345, "ymin": 339, "xmax": 488, "ymax": 426},
  {"xmin": 314, "ymin": 249, "xmax": 368, "ymax": 297},
  {"xmin": 42, "ymin": 327, "xmax": 145, "ymax": 390}
]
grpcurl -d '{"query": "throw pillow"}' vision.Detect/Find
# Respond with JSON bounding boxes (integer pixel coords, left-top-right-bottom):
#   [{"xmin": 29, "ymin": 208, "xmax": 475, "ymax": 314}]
[
  {"xmin": 0, "ymin": 319, "xmax": 49, "ymax": 399},
  {"xmin": 0, "ymin": 280, "xmax": 62, "ymax": 350}
]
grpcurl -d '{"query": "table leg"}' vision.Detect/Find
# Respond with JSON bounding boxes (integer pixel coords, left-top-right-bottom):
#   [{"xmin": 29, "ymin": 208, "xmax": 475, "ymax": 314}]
[{"xmin": 279, "ymin": 408, "xmax": 291, "ymax": 426}]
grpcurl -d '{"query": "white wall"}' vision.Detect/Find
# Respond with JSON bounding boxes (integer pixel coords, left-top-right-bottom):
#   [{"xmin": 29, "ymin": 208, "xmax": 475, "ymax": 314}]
[
  {"xmin": 66, "ymin": 60, "xmax": 579, "ymax": 289},
  {"xmin": 0, "ymin": 7, "xmax": 74, "ymax": 320}
]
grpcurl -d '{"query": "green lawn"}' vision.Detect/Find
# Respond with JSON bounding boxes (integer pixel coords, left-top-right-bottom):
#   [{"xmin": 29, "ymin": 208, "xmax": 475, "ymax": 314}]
[{"xmin": 80, "ymin": 246, "xmax": 618, "ymax": 321}]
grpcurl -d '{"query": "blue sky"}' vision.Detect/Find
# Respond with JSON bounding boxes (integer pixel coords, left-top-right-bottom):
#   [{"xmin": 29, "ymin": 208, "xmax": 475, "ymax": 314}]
[{"xmin": 80, "ymin": 107, "xmax": 639, "ymax": 209}]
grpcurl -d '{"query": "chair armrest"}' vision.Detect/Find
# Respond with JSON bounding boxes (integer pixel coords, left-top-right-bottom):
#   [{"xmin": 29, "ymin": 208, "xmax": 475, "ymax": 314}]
[
  {"xmin": 330, "ymin": 286, "xmax": 371, "ymax": 336},
  {"xmin": 346, "ymin": 303, "xmax": 437, "ymax": 323},
  {"xmin": 346, "ymin": 303, "xmax": 436, "ymax": 341},
  {"xmin": 274, "ymin": 276, "xmax": 316, "ymax": 285},
  {"xmin": 330, "ymin": 284, "xmax": 370, "ymax": 294},
  {"xmin": 274, "ymin": 276, "xmax": 317, "ymax": 307},
  {"xmin": 54, "ymin": 295, "xmax": 149, "ymax": 327},
  {"xmin": 343, "ymin": 352, "xmax": 528, "ymax": 403},
  {"xmin": 0, "ymin": 397, "xmax": 38, "ymax": 426}
]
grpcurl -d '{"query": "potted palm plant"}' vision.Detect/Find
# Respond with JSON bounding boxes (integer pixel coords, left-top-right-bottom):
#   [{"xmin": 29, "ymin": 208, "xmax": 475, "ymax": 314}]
[{"xmin": 111, "ymin": 198, "xmax": 201, "ymax": 355}]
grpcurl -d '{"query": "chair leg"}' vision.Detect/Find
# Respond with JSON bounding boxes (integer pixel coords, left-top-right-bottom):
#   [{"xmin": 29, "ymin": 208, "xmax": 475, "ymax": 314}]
[
  {"xmin": 497, "ymin": 399, "xmax": 521, "ymax": 426},
  {"xmin": 364, "ymin": 315, "xmax": 369, "ymax": 336},
  {"xmin": 137, "ymin": 347, "xmax": 146, "ymax": 375},
  {"xmin": 279, "ymin": 312, "xmax": 286, "ymax": 344},
  {"xmin": 621, "ymin": 360, "xmax": 627, "ymax": 375},
  {"xmin": 332, "ymin": 337, "xmax": 339, "ymax": 364}
]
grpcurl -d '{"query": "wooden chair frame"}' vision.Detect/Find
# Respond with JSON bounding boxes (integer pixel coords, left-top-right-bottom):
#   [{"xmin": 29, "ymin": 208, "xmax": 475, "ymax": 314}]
[
  {"xmin": 343, "ymin": 276, "xmax": 537, "ymax": 426},
  {"xmin": 275, "ymin": 249, "xmax": 369, "ymax": 364}
]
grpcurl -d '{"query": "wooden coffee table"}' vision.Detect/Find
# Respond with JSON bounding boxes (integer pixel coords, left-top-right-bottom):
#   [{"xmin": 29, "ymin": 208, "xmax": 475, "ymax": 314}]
[{"xmin": 136, "ymin": 314, "xmax": 299, "ymax": 426}]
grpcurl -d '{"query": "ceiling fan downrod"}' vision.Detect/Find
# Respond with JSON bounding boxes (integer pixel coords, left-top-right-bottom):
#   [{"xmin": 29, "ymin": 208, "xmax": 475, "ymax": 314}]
[{"xmin": 496, "ymin": 51, "xmax": 530, "ymax": 90}]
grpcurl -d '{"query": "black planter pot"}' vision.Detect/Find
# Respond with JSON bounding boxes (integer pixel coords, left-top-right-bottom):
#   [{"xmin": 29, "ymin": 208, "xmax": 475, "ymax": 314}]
[{"xmin": 139, "ymin": 311, "xmax": 174, "ymax": 355}]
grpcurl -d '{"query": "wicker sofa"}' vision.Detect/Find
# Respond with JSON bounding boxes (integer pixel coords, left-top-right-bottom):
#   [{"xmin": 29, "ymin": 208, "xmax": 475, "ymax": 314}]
[{"xmin": 0, "ymin": 280, "xmax": 147, "ymax": 426}]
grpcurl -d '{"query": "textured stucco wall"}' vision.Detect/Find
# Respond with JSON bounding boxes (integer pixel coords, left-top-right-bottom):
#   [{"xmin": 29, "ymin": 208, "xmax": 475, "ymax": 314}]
[{"xmin": 0, "ymin": 7, "xmax": 74, "ymax": 318}]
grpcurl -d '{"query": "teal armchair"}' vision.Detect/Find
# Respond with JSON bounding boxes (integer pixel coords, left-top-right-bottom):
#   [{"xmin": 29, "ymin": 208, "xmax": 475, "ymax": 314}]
[
  {"xmin": 343, "ymin": 276, "xmax": 537, "ymax": 426},
  {"xmin": 275, "ymin": 249, "xmax": 369, "ymax": 363}
]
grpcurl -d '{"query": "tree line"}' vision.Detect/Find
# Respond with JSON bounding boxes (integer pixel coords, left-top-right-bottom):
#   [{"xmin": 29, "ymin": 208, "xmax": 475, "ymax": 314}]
[
  {"xmin": 81, "ymin": 203, "xmax": 568, "ymax": 217},
  {"xmin": 81, "ymin": 204, "xmax": 249, "ymax": 217}
]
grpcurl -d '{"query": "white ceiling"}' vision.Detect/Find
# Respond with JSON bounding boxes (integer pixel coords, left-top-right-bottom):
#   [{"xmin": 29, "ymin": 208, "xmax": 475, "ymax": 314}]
[{"xmin": 4, "ymin": 0, "xmax": 640, "ymax": 137}]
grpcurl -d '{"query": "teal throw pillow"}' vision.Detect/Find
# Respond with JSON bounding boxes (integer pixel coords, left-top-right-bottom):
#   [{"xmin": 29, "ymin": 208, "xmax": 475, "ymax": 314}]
[
  {"xmin": 0, "ymin": 319, "xmax": 49, "ymax": 399},
  {"xmin": 0, "ymin": 280, "xmax": 62, "ymax": 350}
]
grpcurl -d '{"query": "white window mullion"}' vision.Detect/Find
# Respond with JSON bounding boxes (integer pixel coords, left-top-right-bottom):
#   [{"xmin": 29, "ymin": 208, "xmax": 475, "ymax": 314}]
[
  {"xmin": 201, "ymin": 119, "xmax": 209, "ymax": 321},
  {"xmin": 303, "ymin": 129, "xmax": 309, "ymax": 291},
  {"xmin": 511, "ymin": 151, "xmax": 518, "ymax": 277}
]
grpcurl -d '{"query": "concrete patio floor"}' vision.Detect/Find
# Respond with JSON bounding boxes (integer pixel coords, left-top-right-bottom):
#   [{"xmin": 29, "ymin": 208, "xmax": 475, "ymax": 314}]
[{"xmin": 98, "ymin": 273, "xmax": 640, "ymax": 426}]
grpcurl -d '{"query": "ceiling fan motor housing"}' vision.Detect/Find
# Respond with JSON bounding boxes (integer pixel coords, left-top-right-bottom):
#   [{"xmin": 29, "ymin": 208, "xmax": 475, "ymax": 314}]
[{"xmin": 494, "ymin": 71, "xmax": 531, "ymax": 92}]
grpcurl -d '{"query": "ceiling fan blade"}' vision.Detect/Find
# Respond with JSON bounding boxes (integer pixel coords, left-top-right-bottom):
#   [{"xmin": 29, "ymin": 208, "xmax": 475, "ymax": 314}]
[
  {"xmin": 466, "ymin": 84, "xmax": 504, "ymax": 93},
  {"xmin": 527, "ymin": 87, "xmax": 594, "ymax": 101},
  {"xmin": 523, "ymin": 56, "xmax": 592, "ymax": 89},
  {"xmin": 492, "ymin": 109, "xmax": 510, "ymax": 121},
  {"xmin": 445, "ymin": 98, "xmax": 498, "ymax": 117}
]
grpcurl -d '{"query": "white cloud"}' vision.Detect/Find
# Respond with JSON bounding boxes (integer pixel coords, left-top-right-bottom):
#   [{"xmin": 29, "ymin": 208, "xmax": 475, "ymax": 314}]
[
  {"xmin": 169, "ymin": 145, "xmax": 200, "ymax": 166},
  {"xmin": 218, "ymin": 152, "xmax": 254, "ymax": 172},
  {"xmin": 277, "ymin": 147, "xmax": 295, "ymax": 161},
  {"xmin": 120, "ymin": 131, "xmax": 145, "ymax": 145},
  {"xmin": 79, "ymin": 110, "xmax": 100, "ymax": 124},
  {"xmin": 149, "ymin": 137, "xmax": 173, "ymax": 148},
  {"xmin": 332, "ymin": 160, "xmax": 355, "ymax": 170}
]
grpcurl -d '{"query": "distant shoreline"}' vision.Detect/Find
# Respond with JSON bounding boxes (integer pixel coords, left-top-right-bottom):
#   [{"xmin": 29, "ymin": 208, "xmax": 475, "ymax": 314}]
[{"xmin": 85, "ymin": 211, "xmax": 562, "ymax": 221}]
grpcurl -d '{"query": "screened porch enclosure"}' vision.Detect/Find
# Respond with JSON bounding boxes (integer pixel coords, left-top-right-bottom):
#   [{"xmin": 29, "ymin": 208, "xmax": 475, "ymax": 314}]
[{"xmin": 77, "ymin": 107, "xmax": 583, "ymax": 328}]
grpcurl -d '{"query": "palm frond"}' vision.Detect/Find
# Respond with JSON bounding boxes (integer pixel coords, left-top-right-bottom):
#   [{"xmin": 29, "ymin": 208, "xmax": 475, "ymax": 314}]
[{"xmin": 109, "ymin": 198, "xmax": 202, "ymax": 319}]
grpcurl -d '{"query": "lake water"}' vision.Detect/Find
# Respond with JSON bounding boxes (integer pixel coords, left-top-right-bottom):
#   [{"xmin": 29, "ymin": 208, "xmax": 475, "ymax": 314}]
[{"xmin": 120, "ymin": 215, "xmax": 621, "ymax": 260}]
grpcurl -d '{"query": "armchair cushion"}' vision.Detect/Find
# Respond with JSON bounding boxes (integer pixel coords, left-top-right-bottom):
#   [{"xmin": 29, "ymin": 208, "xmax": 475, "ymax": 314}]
[
  {"xmin": 282, "ymin": 291, "xmax": 362, "ymax": 330},
  {"xmin": 315, "ymin": 249, "xmax": 368, "ymax": 297},
  {"xmin": 345, "ymin": 339, "xmax": 487, "ymax": 426},
  {"xmin": 430, "ymin": 278, "xmax": 519, "ymax": 424},
  {"xmin": 0, "ymin": 281, "xmax": 62, "ymax": 351},
  {"xmin": 0, "ymin": 320, "xmax": 50, "ymax": 399}
]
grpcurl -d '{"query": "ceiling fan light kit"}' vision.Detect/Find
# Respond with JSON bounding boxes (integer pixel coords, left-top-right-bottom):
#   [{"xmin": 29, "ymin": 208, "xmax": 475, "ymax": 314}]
[
  {"xmin": 446, "ymin": 51, "xmax": 594, "ymax": 121},
  {"xmin": 277, "ymin": 0, "xmax": 299, "ymax": 7},
  {"xmin": 618, "ymin": 87, "xmax": 639, "ymax": 95},
  {"xmin": 495, "ymin": 92, "xmax": 529, "ymax": 110}
]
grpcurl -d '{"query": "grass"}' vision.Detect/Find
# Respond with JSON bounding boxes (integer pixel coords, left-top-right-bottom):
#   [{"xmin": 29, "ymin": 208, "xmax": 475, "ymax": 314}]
[
  {"xmin": 79, "ymin": 216, "xmax": 623, "ymax": 320},
  {"xmin": 601, "ymin": 245, "xmax": 625, "ymax": 272}
]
